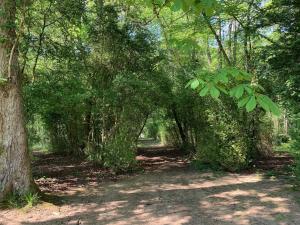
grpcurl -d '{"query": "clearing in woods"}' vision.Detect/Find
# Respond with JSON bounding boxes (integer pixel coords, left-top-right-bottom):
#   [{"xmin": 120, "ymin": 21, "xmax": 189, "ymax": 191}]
[{"xmin": 1, "ymin": 145, "xmax": 300, "ymax": 225}]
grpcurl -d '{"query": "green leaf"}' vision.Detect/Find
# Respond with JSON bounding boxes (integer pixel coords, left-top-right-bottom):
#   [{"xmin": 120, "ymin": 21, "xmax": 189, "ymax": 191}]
[
  {"xmin": 254, "ymin": 84, "xmax": 266, "ymax": 92},
  {"xmin": 144, "ymin": 0, "xmax": 153, "ymax": 7},
  {"xmin": 257, "ymin": 95, "xmax": 270, "ymax": 112},
  {"xmin": 217, "ymin": 85, "xmax": 228, "ymax": 94},
  {"xmin": 238, "ymin": 96, "xmax": 250, "ymax": 108},
  {"xmin": 199, "ymin": 86, "xmax": 209, "ymax": 97},
  {"xmin": 190, "ymin": 79, "xmax": 200, "ymax": 89},
  {"xmin": 210, "ymin": 86, "xmax": 220, "ymax": 99},
  {"xmin": 239, "ymin": 71, "xmax": 252, "ymax": 81},
  {"xmin": 229, "ymin": 88, "xmax": 236, "ymax": 97},
  {"xmin": 229, "ymin": 85, "xmax": 244, "ymax": 97},
  {"xmin": 185, "ymin": 79, "xmax": 193, "ymax": 88},
  {"xmin": 198, "ymin": 0, "xmax": 217, "ymax": 16},
  {"xmin": 235, "ymin": 85, "xmax": 244, "ymax": 99},
  {"xmin": 229, "ymin": 68, "xmax": 240, "ymax": 77},
  {"xmin": 245, "ymin": 86, "xmax": 253, "ymax": 94},
  {"xmin": 171, "ymin": 0, "xmax": 182, "ymax": 11},
  {"xmin": 215, "ymin": 71, "xmax": 229, "ymax": 83},
  {"xmin": 260, "ymin": 95, "xmax": 281, "ymax": 116},
  {"xmin": 269, "ymin": 103, "xmax": 281, "ymax": 117},
  {"xmin": 154, "ymin": 0, "xmax": 165, "ymax": 5},
  {"xmin": 246, "ymin": 96, "xmax": 257, "ymax": 112}
]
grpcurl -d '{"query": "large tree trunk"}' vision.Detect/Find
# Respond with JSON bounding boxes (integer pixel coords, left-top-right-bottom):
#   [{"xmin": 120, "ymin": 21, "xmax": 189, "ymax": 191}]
[{"xmin": 0, "ymin": 0, "xmax": 34, "ymax": 201}]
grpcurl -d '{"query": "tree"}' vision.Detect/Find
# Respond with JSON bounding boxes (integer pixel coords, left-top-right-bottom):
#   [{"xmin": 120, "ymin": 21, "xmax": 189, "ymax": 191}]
[{"xmin": 0, "ymin": 0, "xmax": 34, "ymax": 201}]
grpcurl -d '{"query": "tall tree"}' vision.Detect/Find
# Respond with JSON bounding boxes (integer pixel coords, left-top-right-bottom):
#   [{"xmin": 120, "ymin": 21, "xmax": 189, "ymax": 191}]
[{"xmin": 0, "ymin": 0, "xmax": 34, "ymax": 201}]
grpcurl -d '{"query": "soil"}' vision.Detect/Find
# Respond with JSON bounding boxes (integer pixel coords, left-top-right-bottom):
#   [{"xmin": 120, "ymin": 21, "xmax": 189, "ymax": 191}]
[{"xmin": 1, "ymin": 147, "xmax": 300, "ymax": 225}]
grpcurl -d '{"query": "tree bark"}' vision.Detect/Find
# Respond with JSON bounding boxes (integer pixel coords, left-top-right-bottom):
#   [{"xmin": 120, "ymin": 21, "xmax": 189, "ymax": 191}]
[
  {"xmin": 203, "ymin": 13, "xmax": 231, "ymax": 66},
  {"xmin": 217, "ymin": 17, "xmax": 223, "ymax": 68},
  {"xmin": 228, "ymin": 21, "xmax": 233, "ymax": 61},
  {"xmin": 206, "ymin": 35, "xmax": 212, "ymax": 66},
  {"xmin": 171, "ymin": 106, "xmax": 187, "ymax": 147},
  {"xmin": 232, "ymin": 21, "xmax": 239, "ymax": 66},
  {"xmin": 0, "ymin": 0, "xmax": 35, "ymax": 201}
]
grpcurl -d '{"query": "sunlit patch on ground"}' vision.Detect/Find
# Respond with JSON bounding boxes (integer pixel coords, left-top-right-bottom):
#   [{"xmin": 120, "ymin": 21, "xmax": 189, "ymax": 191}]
[{"xmin": 1, "ymin": 148, "xmax": 300, "ymax": 225}]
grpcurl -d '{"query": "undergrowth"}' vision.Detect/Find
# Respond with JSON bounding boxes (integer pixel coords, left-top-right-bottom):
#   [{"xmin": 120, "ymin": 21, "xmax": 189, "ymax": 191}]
[
  {"xmin": 1, "ymin": 192, "xmax": 40, "ymax": 209},
  {"xmin": 275, "ymin": 140, "xmax": 300, "ymax": 189}
]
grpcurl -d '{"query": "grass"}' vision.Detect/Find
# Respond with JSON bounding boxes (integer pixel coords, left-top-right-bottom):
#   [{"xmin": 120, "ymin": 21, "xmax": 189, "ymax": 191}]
[
  {"xmin": 275, "ymin": 214, "xmax": 286, "ymax": 221},
  {"xmin": 1, "ymin": 192, "xmax": 40, "ymax": 209}
]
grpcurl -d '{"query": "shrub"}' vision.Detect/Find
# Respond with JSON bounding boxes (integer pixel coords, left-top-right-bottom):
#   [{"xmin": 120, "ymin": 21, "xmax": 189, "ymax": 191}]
[
  {"xmin": 102, "ymin": 131, "xmax": 137, "ymax": 172},
  {"xmin": 218, "ymin": 141, "xmax": 248, "ymax": 171}
]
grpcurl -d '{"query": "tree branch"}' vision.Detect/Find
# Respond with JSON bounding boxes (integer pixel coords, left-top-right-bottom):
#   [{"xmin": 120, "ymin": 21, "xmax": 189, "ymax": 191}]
[{"xmin": 202, "ymin": 13, "xmax": 231, "ymax": 66}]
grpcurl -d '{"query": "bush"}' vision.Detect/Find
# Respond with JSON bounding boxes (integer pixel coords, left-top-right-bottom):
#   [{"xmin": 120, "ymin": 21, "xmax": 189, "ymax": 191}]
[
  {"xmin": 102, "ymin": 132, "xmax": 137, "ymax": 172},
  {"xmin": 85, "ymin": 122, "xmax": 138, "ymax": 173},
  {"xmin": 218, "ymin": 141, "xmax": 248, "ymax": 171},
  {"xmin": 195, "ymin": 138, "xmax": 248, "ymax": 172}
]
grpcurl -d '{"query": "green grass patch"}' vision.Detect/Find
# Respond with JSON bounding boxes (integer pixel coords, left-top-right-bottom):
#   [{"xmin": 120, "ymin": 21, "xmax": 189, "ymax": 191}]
[{"xmin": 1, "ymin": 192, "xmax": 40, "ymax": 209}]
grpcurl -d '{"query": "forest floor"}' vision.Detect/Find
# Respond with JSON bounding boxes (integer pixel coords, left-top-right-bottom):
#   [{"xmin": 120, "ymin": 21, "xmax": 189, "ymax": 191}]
[{"xmin": 1, "ymin": 146, "xmax": 300, "ymax": 225}]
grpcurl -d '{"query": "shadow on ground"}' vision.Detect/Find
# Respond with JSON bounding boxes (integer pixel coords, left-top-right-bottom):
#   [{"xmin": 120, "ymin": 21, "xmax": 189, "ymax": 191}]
[{"xmin": 1, "ymin": 147, "xmax": 300, "ymax": 225}]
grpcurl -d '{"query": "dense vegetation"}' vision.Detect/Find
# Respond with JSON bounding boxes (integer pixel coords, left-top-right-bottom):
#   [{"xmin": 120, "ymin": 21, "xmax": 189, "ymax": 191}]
[{"xmin": 0, "ymin": 0, "xmax": 299, "ymax": 201}]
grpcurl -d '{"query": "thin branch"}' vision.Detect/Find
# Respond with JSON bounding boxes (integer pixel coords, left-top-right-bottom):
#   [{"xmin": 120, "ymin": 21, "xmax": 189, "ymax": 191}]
[
  {"xmin": 202, "ymin": 13, "xmax": 231, "ymax": 66},
  {"xmin": 230, "ymin": 13, "xmax": 285, "ymax": 48},
  {"xmin": 32, "ymin": 2, "xmax": 53, "ymax": 80}
]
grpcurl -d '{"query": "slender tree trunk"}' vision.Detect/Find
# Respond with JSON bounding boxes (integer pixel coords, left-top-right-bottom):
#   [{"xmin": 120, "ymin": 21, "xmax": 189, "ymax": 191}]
[
  {"xmin": 0, "ymin": 0, "xmax": 35, "ymax": 201},
  {"xmin": 32, "ymin": 5, "xmax": 49, "ymax": 81},
  {"xmin": 136, "ymin": 114, "xmax": 149, "ymax": 142},
  {"xmin": 233, "ymin": 21, "xmax": 238, "ymax": 66},
  {"xmin": 218, "ymin": 17, "xmax": 223, "ymax": 68},
  {"xmin": 206, "ymin": 35, "xmax": 212, "ymax": 66},
  {"xmin": 243, "ymin": 31, "xmax": 250, "ymax": 72},
  {"xmin": 203, "ymin": 13, "xmax": 231, "ymax": 66},
  {"xmin": 283, "ymin": 111, "xmax": 288, "ymax": 135},
  {"xmin": 228, "ymin": 21, "xmax": 233, "ymax": 61},
  {"xmin": 171, "ymin": 106, "xmax": 187, "ymax": 147}
]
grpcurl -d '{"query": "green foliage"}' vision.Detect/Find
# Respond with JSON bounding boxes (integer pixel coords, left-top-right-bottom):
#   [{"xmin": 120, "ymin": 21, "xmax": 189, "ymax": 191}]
[
  {"xmin": 0, "ymin": 77, "xmax": 7, "ymax": 85},
  {"xmin": 193, "ymin": 105, "xmax": 249, "ymax": 172},
  {"xmin": 169, "ymin": 0, "xmax": 219, "ymax": 15},
  {"xmin": 98, "ymin": 127, "xmax": 137, "ymax": 172},
  {"xmin": 1, "ymin": 192, "xmax": 40, "ymax": 209},
  {"xmin": 22, "ymin": 2, "xmax": 171, "ymax": 171},
  {"xmin": 191, "ymin": 160, "xmax": 221, "ymax": 171},
  {"xmin": 187, "ymin": 68, "xmax": 281, "ymax": 116},
  {"xmin": 16, "ymin": 0, "xmax": 297, "ymax": 174}
]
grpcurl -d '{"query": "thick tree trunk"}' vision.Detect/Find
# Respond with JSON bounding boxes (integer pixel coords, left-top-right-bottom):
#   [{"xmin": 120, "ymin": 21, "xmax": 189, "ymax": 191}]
[{"xmin": 0, "ymin": 0, "xmax": 34, "ymax": 201}]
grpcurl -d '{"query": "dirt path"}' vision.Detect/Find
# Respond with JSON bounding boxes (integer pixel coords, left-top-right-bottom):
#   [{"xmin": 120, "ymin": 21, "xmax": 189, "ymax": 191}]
[{"xmin": 1, "ymin": 148, "xmax": 300, "ymax": 225}]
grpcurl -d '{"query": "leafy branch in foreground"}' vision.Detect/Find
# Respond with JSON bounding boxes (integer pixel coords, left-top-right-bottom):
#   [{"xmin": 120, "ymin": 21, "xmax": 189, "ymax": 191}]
[{"xmin": 186, "ymin": 67, "xmax": 281, "ymax": 116}]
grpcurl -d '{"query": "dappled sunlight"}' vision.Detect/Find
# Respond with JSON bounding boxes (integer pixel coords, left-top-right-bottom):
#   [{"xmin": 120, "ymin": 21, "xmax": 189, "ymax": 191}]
[
  {"xmin": 198, "ymin": 184, "xmax": 298, "ymax": 225},
  {"xmin": 2, "ymin": 146, "xmax": 299, "ymax": 225},
  {"xmin": 2, "ymin": 169, "xmax": 299, "ymax": 225}
]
